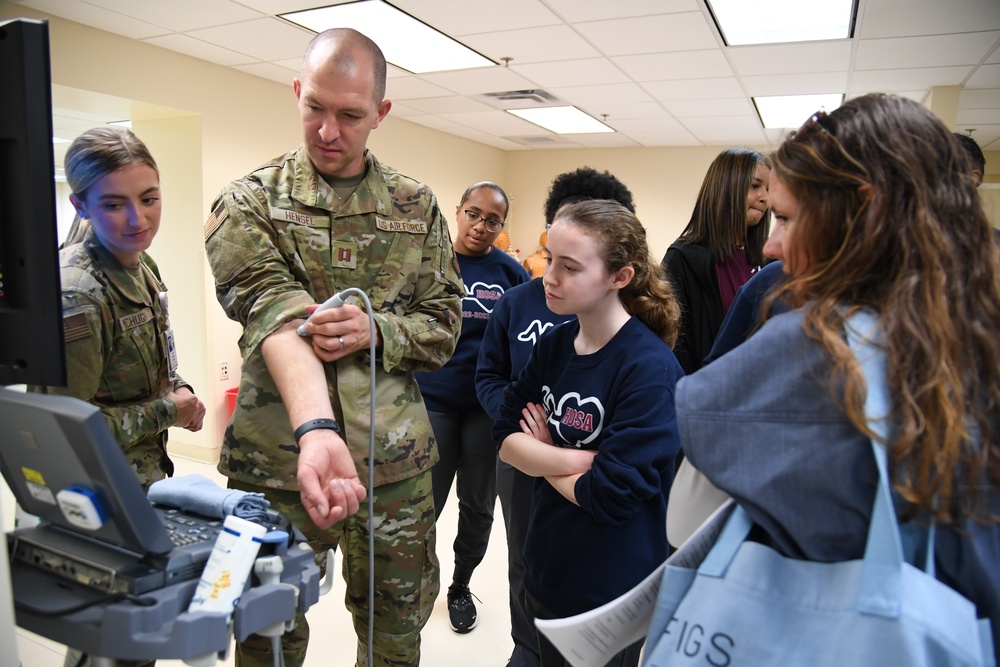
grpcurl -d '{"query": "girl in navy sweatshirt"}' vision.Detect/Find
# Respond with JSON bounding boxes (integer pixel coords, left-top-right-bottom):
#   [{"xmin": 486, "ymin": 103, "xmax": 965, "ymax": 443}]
[{"xmin": 494, "ymin": 199, "xmax": 684, "ymax": 667}]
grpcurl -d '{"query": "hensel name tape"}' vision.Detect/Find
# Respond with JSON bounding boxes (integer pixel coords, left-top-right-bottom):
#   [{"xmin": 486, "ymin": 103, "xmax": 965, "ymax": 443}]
[{"xmin": 270, "ymin": 206, "xmax": 325, "ymax": 226}]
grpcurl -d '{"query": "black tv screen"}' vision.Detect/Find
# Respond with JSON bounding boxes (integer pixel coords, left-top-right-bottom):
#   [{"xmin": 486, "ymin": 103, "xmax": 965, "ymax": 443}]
[{"xmin": 0, "ymin": 18, "xmax": 65, "ymax": 386}]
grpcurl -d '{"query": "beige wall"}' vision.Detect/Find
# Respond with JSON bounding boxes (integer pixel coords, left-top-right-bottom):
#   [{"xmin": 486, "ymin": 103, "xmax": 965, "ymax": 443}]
[{"xmin": 4, "ymin": 2, "xmax": 996, "ymax": 459}]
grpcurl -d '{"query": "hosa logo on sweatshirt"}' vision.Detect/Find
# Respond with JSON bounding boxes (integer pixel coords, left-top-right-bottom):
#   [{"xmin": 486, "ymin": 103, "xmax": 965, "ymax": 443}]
[
  {"xmin": 464, "ymin": 281, "xmax": 506, "ymax": 318},
  {"xmin": 542, "ymin": 386, "xmax": 605, "ymax": 447}
]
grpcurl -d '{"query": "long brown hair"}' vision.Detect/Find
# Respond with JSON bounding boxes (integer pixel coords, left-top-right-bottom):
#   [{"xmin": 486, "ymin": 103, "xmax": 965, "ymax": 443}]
[
  {"xmin": 770, "ymin": 93, "xmax": 1000, "ymax": 524},
  {"xmin": 554, "ymin": 199, "xmax": 681, "ymax": 346},
  {"xmin": 677, "ymin": 147, "xmax": 770, "ymax": 265}
]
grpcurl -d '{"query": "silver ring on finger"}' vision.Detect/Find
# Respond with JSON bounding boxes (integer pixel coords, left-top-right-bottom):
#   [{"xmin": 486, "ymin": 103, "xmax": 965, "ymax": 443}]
[{"xmin": 338, "ymin": 335, "xmax": 345, "ymax": 351}]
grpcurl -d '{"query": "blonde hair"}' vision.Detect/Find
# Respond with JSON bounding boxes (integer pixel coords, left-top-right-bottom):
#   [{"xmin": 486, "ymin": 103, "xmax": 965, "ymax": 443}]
[{"xmin": 62, "ymin": 127, "xmax": 158, "ymax": 246}]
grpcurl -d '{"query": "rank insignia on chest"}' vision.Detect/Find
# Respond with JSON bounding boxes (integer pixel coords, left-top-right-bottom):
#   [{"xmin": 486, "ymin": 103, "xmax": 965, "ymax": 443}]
[{"xmin": 333, "ymin": 240, "xmax": 358, "ymax": 269}]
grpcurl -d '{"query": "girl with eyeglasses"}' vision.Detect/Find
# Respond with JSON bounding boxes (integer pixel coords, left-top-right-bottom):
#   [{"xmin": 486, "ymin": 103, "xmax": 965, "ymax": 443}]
[{"xmin": 416, "ymin": 181, "xmax": 529, "ymax": 635}]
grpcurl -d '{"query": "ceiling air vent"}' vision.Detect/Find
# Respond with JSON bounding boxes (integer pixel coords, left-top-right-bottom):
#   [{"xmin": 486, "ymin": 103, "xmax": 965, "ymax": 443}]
[{"xmin": 479, "ymin": 89, "xmax": 563, "ymax": 110}]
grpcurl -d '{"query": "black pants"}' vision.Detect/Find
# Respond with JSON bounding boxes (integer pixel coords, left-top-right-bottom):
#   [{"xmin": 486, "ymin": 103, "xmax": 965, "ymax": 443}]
[
  {"xmin": 429, "ymin": 408, "xmax": 497, "ymax": 585},
  {"xmin": 497, "ymin": 458, "xmax": 541, "ymax": 667}
]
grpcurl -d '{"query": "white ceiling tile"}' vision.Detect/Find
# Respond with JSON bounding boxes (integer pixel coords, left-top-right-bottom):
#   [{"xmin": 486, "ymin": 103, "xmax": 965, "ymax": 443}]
[
  {"xmin": 418, "ymin": 67, "xmax": 537, "ymax": 95},
  {"xmin": 393, "ymin": 0, "xmax": 562, "ymax": 35},
  {"xmin": 186, "ymin": 17, "xmax": 314, "ymax": 61},
  {"xmin": 849, "ymin": 66, "xmax": 973, "ymax": 92},
  {"xmin": 666, "ymin": 98, "xmax": 754, "ymax": 117},
  {"xmin": 741, "ymin": 72, "xmax": 848, "ymax": 97},
  {"xmin": 230, "ymin": 0, "xmax": 332, "ymax": 15},
  {"xmin": 440, "ymin": 110, "xmax": 547, "ymax": 135},
  {"xmin": 384, "ymin": 102, "xmax": 424, "ymax": 118},
  {"xmin": 857, "ymin": 0, "xmax": 1000, "ymax": 39},
  {"xmin": 231, "ymin": 62, "xmax": 298, "ymax": 85},
  {"xmin": 143, "ymin": 34, "xmax": 258, "ymax": 66},
  {"xmin": 598, "ymin": 102, "xmax": 675, "ymax": 121},
  {"xmin": 957, "ymin": 109, "xmax": 1000, "ymax": 125},
  {"xmin": 960, "ymin": 89, "xmax": 1000, "ymax": 108},
  {"xmin": 385, "ymin": 77, "xmax": 457, "ymax": 100},
  {"xmin": 989, "ymin": 48, "xmax": 1000, "ymax": 65},
  {"xmin": 967, "ymin": 64, "xmax": 1000, "ymax": 89},
  {"xmin": 18, "ymin": 0, "xmax": 170, "ymax": 38},
  {"xmin": 511, "ymin": 59, "xmax": 631, "ymax": 88},
  {"xmin": 644, "ymin": 77, "xmax": 744, "ymax": 101},
  {"xmin": 693, "ymin": 128, "xmax": 767, "ymax": 145},
  {"xmin": 728, "ymin": 41, "xmax": 853, "ymax": 76},
  {"xmin": 570, "ymin": 133, "xmax": 643, "ymax": 149},
  {"xmin": 551, "ymin": 83, "xmax": 655, "ymax": 107},
  {"xmin": 84, "ymin": 0, "xmax": 262, "ymax": 32},
  {"xmin": 461, "ymin": 26, "xmax": 601, "ymax": 64},
  {"xmin": 614, "ymin": 50, "xmax": 733, "ymax": 81},
  {"xmin": 611, "ymin": 117, "xmax": 688, "ymax": 133},
  {"xmin": 274, "ymin": 57, "xmax": 302, "ymax": 71},
  {"xmin": 397, "ymin": 96, "xmax": 494, "ymax": 115},
  {"xmin": 856, "ymin": 33, "xmax": 1000, "ymax": 70},
  {"xmin": 763, "ymin": 128, "xmax": 791, "ymax": 146},
  {"xmin": 624, "ymin": 129, "xmax": 703, "ymax": 146},
  {"xmin": 678, "ymin": 115, "xmax": 762, "ymax": 131},
  {"xmin": 544, "ymin": 0, "xmax": 698, "ymax": 22},
  {"xmin": 386, "ymin": 63, "xmax": 411, "ymax": 78},
  {"xmin": 574, "ymin": 12, "xmax": 718, "ymax": 57}
]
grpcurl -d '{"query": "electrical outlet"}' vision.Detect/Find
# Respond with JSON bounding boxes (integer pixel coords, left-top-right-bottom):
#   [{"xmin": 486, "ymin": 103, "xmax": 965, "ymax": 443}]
[{"xmin": 219, "ymin": 361, "xmax": 229, "ymax": 381}]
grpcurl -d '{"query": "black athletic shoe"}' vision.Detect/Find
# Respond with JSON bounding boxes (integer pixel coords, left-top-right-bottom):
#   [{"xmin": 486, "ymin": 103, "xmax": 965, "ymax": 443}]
[{"xmin": 447, "ymin": 582, "xmax": 479, "ymax": 634}]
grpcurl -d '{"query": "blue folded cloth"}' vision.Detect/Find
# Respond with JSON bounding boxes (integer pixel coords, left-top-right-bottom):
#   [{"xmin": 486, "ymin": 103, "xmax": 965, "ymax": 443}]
[{"xmin": 148, "ymin": 474, "xmax": 270, "ymax": 522}]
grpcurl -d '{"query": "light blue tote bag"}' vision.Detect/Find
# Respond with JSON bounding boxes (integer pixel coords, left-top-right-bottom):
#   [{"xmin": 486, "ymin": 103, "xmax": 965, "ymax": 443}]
[{"xmin": 642, "ymin": 312, "xmax": 995, "ymax": 667}]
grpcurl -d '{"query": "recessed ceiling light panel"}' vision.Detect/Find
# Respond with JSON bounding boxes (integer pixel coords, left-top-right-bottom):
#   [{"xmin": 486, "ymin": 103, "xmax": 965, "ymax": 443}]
[
  {"xmin": 707, "ymin": 0, "xmax": 856, "ymax": 46},
  {"xmin": 282, "ymin": 1, "xmax": 495, "ymax": 74},
  {"xmin": 754, "ymin": 94, "xmax": 844, "ymax": 129},
  {"xmin": 507, "ymin": 107, "xmax": 614, "ymax": 135}
]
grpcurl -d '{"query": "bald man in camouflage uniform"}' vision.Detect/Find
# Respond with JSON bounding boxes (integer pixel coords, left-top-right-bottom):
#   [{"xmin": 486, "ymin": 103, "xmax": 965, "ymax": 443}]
[
  {"xmin": 29, "ymin": 226, "xmax": 201, "ymax": 489},
  {"xmin": 205, "ymin": 28, "xmax": 462, "ymax": 667}
]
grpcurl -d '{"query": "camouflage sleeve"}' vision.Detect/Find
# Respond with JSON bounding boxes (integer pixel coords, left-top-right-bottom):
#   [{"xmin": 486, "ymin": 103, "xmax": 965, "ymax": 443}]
[
  {"xmin": 204, "ymin": 183, "xmax": 314, "ymax": 353},
  {"xmin": 51, "ymin": 292, "xmax": 177, "ymax": 450},
  {"xmin": 372, "ymin": 194, "xmax": 463, "ymax": 373}
]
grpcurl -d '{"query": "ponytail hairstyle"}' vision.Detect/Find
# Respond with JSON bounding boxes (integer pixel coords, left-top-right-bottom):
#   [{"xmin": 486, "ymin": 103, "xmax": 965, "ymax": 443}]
[
  {"xmin": 553, "ymin": 199, "xmax": 680, "ymax": 346},
  {"xmin": 62, "ymin": 126, "xmax": 159, "ymax": 247}
]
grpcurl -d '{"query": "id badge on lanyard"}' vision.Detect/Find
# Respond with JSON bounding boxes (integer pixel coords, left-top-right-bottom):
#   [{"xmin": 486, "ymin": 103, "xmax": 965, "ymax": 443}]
[{"xmin": 158, "ymin": 291, "xmax": 179, "ymax": 381}]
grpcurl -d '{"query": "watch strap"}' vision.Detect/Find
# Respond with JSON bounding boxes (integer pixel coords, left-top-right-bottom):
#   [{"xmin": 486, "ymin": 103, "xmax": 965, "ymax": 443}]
[{"xmin": 293, "ymin": 418, "xmax": 341, "ymax": 443}]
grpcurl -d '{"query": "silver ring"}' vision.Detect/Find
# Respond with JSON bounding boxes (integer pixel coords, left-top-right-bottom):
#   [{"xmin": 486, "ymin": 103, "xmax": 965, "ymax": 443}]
[{"xmin": 338, "ymin": 336, "xmax": 345, "ymax": 351}]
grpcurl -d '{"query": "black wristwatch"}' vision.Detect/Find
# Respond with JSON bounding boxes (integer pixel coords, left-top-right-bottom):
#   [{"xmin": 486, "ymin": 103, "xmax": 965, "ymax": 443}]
[{"xmin": 293, "ymin": 418, "xmax": 341, "ymax": 444}]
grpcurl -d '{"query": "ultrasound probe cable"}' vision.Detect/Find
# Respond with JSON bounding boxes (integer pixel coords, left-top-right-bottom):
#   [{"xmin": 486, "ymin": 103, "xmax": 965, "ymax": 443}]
[{"xmin": 300, "ymin": 288, "xmax": 377, "ymax": 667}]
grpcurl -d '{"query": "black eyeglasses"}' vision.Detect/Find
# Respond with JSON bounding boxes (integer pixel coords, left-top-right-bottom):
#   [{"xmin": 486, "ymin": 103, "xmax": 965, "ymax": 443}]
[{"xmin": 463, "ymin": 209, "xmax": 504, "ymax": 233}]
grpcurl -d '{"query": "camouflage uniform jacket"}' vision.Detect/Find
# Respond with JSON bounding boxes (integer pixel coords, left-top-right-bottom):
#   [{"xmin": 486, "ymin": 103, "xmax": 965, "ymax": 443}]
[
  {"xmin": 29, "ymin": 227, "xmax": 189, "ymax": 483},
  {"xmin": 205, "ymin": 148, "xmax": 463, "ymax": 491}
]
